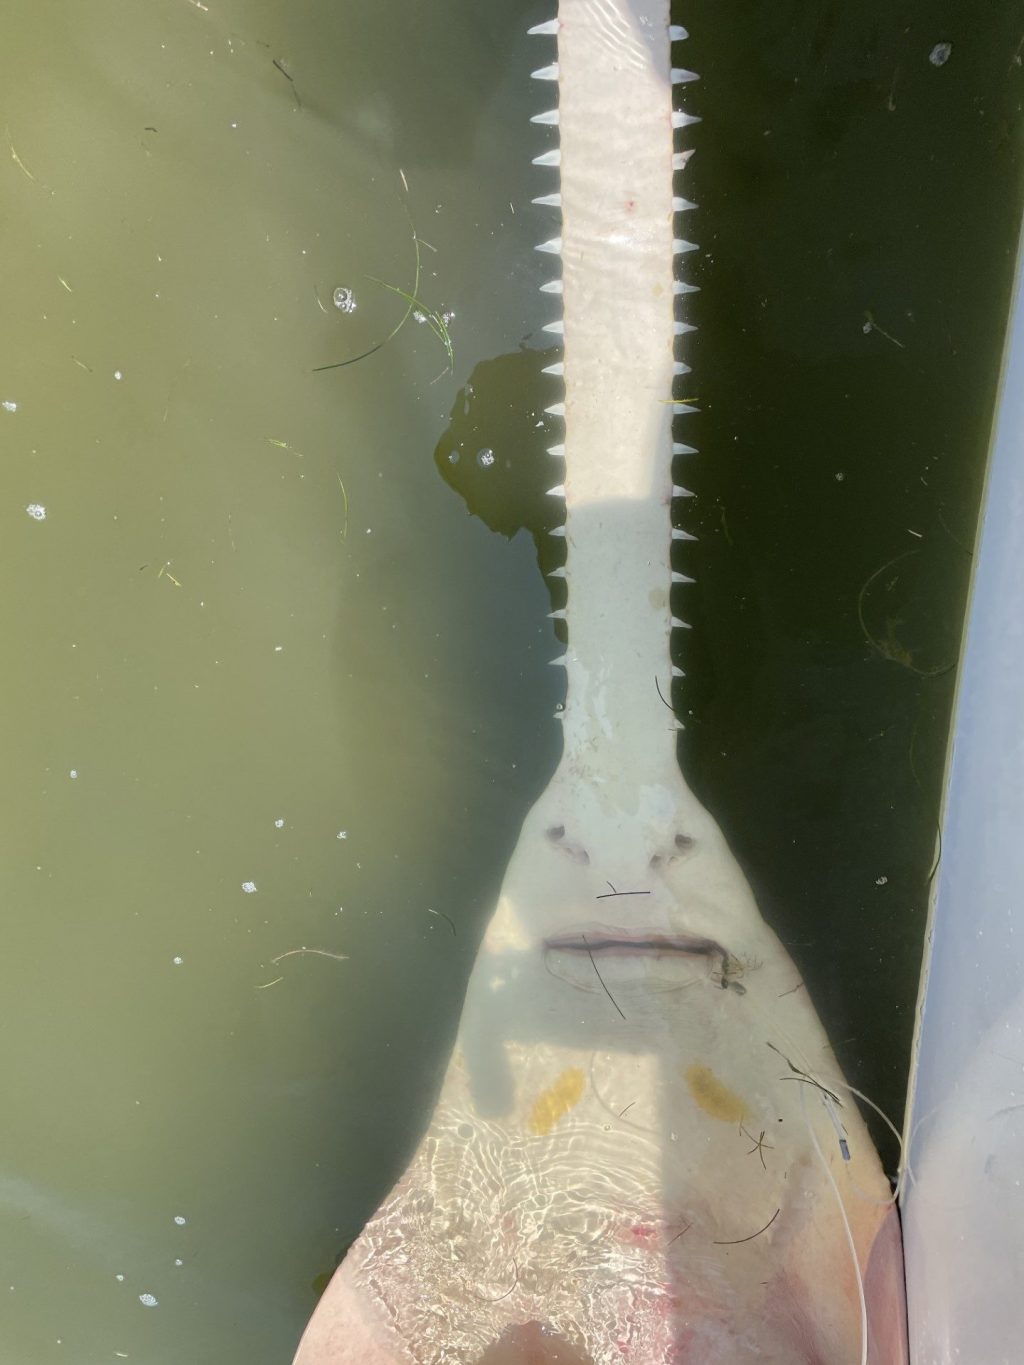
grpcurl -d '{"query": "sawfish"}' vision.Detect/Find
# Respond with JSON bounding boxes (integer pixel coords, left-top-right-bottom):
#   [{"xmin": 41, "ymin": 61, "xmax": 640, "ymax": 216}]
[{"xmin": 292, "ymin": 3, "xmax": 908, "ymax": 1360}]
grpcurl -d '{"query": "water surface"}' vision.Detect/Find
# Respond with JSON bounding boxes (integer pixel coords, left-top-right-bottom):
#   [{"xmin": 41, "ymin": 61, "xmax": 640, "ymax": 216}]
[{"xmin": 0, "ymin": 1, "xmax": 1021, "ymax": 1361}]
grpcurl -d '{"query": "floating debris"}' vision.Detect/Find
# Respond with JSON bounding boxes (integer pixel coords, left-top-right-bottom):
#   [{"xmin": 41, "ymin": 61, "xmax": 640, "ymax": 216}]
[
  {"xmin": 270, "ymin": 946, "xmax": 348, "ymax": 965},
  {"xmin": 929, "ymin": 42, "xmax": 952, "ymax": 67}
]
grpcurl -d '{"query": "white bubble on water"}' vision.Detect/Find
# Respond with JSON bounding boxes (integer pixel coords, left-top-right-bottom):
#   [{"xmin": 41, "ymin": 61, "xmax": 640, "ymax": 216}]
[
  {"xmin": 929, "ymin": 42, "xmax": 951, "ymax": 66},
  {"xmin": 173, "ymin": 1215, "xmax": 186, "ymax": 1225},
  {"xmin": 241, "ymin": 881, "xmax": 257, "ymax": 894},
  {"xmin": 332, "ymin": 286, "xmax": 356, "ymax": 314},
  {"xmin": 26, "ymin": 503, "xmax": 46, "ymax": 520},
  {"xmin": 138, "ymin": 1292, "xmax": 158, "ymax": 1307},
  {"xmin": 69, "ymin": 770, "xmax": 78, "ymax": 779},
  {"xmin": 336, "ymin": 830, "xmax": 348, "ymax": 840},
  {"xmin": 274, "ymin": 818, "xmax": 285, "ymax": 828},
  {"xmin": 172, "ymin": 956, "xmax": 183, "ymax": 966},
  {"xmin": 3, "ymin": 400, "xmax": 18, "ymax": 413}
]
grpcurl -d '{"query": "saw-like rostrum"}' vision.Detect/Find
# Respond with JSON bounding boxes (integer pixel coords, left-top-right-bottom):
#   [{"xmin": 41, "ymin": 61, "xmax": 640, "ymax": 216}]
[{"xmin": 291, "ymin": 4, "xmax": 909, "ymax": 1361}]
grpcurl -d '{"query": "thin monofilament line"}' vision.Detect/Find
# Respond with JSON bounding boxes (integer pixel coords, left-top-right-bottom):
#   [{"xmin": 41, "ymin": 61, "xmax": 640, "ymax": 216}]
[{"xmin": 801, "ymin": 1082, "xmax": 868, "ymax": 1365}]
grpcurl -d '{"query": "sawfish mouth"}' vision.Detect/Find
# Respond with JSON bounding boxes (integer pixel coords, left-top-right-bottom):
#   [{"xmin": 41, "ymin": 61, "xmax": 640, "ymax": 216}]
[
  {"xmin": 544, "ymin": 929, "xmax": 730, "ymax": 962},
  {"xmin": 542, "ymin": 927, "xmax": 735, "ymax": 998}
]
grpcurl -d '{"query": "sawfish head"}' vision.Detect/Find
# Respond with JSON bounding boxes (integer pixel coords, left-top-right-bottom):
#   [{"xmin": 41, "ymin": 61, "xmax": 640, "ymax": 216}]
[
  {"xmin": 471, "ymin": 759, "xmax": 774, "ymax": 1013},
  {"xmin": 288, "ymin": 0, "xmax": 909, "ymax": 1357},
  {"xmin": 291, "ymin": 758, "xmax": 908, "ymax": 1364}
]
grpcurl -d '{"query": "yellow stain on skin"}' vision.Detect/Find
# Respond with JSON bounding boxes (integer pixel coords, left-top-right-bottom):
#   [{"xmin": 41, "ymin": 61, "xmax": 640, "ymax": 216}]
[
  {"xmin": 527, "ymin": 1067, "xmax": 586, "ymax": 1136},
  {"xmin": 685, "ymin": 1062, "xmax": 750, "ymax": 1124}
]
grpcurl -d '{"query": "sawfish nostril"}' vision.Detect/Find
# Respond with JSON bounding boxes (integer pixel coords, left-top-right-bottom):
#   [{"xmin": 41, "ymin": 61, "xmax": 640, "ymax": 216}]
[
  {"xmin": 675, "ymin": 833, "xmax": 695, "ymax": 852},
  {"xmin": 544, "ymin": 825, "xmax": 590, "ymax": 866}
]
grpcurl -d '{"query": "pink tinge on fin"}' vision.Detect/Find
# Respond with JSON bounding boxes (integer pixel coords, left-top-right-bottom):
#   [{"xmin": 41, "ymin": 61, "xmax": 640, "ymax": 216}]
[
  {"xmin": 864, "ymin": 1206, "xmax": 910, "ymax": 1364},
  {"xmin": 293, "ymin": 1215, "xmax": 909, "ymax": 1365},
  {"xmin": 768, "ymin": 1203, "xmax": 909, "ymax": 1365},
  {"xmin": 291, "ymin": 1260, "xmax": 405, "ymax": 1365},
  {"xmin": 477, "ymin": 1321, "xmax": 595, "ymax": 1364}
]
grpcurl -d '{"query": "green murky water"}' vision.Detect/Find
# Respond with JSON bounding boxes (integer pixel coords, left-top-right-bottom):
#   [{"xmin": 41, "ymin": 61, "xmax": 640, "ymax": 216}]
[{"xmin": 0, "ymin": 1, "xmax": 1020, "ymax": 1361}]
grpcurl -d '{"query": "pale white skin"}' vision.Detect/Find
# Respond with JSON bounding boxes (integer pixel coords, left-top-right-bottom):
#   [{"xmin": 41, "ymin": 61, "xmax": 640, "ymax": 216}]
[{"xmin": 291, "ymin": 3, "xmax": 908, "ymax": 1361}]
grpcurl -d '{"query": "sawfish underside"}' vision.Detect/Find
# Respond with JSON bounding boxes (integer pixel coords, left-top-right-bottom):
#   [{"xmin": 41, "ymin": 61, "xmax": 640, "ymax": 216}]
[{"xmin": 291, "ymin": 3, "xmax": 909, "ymax": 1361}]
